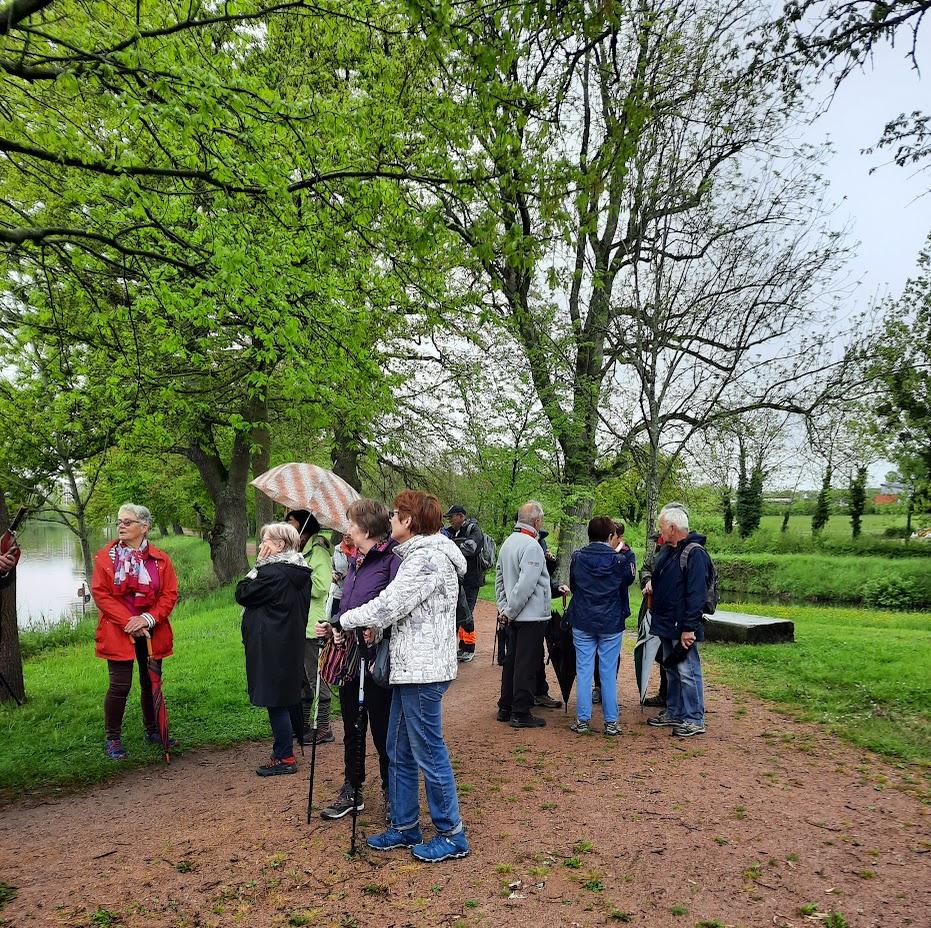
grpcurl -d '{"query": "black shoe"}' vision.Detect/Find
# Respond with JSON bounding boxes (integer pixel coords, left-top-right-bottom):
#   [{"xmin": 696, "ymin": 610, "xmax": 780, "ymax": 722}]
[
  {"xmin": 320, "ymin": 783, "xmax": 364, "ymax": 820},
  {"xmin": 256, "ymin": 756, "xmax": 297, "ymax": 777},
  {"xmin": 496, "ymin": 708, "xmax": 510, "ymax": 722},
  {"xmin": 534, "ymin": 694, "xmax": 562, "ymax": 709},
  {"xmin": 510, "ymin": 714, "xmax": 546, "ymax": 729},
  {"xmin": 642, "ymin": 695, "xmax": 666, "ymax": 708}
]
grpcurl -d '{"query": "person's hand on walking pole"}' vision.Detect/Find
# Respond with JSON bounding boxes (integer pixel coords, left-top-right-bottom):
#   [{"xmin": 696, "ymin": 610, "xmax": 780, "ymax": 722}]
[
  {"xmin": 124, "ymin": 615, "xmax": 149, "ymax": 636},
  {"xmin": 680, "ymin": 630, "xmax": 696, "ymax": 649},
  {"xmin": 314, "ymin": 621, "xmax": 331, "ymax": 639},
  {"xmin": 362, "ymin": 628, "xmax": 376, "ymax": 645}
]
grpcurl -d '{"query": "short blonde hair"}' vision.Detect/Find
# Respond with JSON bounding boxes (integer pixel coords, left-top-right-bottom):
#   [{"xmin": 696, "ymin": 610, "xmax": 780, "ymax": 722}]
[{"xmin": 260, "ymin": 522, "xmax": 301, "ymax": 551}]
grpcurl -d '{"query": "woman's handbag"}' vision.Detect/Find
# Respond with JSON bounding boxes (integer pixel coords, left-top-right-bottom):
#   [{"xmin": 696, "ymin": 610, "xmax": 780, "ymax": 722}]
[
  {"xmin": 319, "ymin": 632, "xmax": 360, "ymax": 687},
  {"xmin": 370, "ymin": 636, "xmax": 391, "ymax": 687}
]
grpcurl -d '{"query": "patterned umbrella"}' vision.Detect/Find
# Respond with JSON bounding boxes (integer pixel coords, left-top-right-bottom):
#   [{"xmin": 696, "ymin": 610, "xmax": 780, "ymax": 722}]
[
  {"xmin": 146, "ymin": 637, "xmax": 172, "ymax": 763},
  {"xmin": 633, "ymin": 598, "xmax": 662, "ymax": 705},
  {"xmin": 251, "ymin": 464, "xmax": 360, "ymax": 533}
]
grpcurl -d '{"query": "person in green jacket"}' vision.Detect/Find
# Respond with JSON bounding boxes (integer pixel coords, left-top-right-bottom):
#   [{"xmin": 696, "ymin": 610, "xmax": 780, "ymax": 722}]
[{"xmin": 287, "ymin": 510, "xmax": 335, "ymax": 745}]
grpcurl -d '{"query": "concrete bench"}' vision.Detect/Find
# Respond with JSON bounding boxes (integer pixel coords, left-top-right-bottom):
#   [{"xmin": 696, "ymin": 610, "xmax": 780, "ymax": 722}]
[{"xmin": 705, "ymin": 610, "xmax": 795, "ymax": 644}]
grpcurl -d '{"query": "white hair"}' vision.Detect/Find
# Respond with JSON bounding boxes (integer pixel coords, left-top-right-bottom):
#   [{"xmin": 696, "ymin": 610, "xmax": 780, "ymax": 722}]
[
  {"xmin": 658, "ymin": 504, "xmax": 689, "ymax": 533},
  {"xmin": 260, "ymin": 522, "xmax": 302, "ymax": 551},
  {"xmin": 518, "ymin": 500, "xmax": 544, "ymax": 524},
  {"xmin": 118, "ymin": 503, "xmax": 152, "ymax": 528}
]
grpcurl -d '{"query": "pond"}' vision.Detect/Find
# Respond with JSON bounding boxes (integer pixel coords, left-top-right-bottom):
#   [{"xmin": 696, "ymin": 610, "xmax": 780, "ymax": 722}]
[{"xmin": 13, "ymin": 522, "xmax": 111, "ymax": 630}]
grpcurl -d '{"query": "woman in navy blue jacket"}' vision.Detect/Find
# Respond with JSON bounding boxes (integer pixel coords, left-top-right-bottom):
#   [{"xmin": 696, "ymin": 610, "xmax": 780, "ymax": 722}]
[{"xmin": 565, "ymin": 517, "xmax": 636, "ymax": 735}]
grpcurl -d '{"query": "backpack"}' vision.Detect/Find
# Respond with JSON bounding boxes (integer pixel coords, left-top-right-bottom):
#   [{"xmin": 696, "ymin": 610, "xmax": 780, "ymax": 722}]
[
  {"xmin": 679, "ymin": 542, "xmax": 719, "ymax": 615},
  {"xmin": 477, "ymin": 532, "xmax": 497, "ymax": 572}
]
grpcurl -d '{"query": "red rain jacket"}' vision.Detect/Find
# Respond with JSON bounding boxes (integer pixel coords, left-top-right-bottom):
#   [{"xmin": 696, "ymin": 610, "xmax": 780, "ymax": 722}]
[{"xmin": 92, "ymin": 541, "xmax": 178, "ymax": 660}]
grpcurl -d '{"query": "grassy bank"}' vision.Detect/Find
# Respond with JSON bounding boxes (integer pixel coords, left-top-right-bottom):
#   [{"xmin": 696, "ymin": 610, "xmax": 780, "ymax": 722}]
[
  {"xmin": 705, "ymin": 601, "xmax": 931, "ymax": 770},
  {"xmin": 715, "ymin": 552, "xmax": 931, "ymax": 609}
]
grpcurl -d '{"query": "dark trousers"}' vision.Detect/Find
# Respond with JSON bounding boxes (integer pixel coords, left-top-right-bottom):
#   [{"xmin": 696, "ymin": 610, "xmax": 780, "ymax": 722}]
[
  {"xmin": 535, "ymin": 653, "xmax": 551, "ymax": 697},
  {"xmin": 104, "ymin": 637, "xmax": 157, "ymax": 740},
  {"xmin": 267, "ymin": 706, "xmax": 294, "ymax": 759},
  {"xmin": 498, "ymin": 621, "xmax": 546, "ymax": 717},
  {"xmin": 457, "ymin": 583, "xmax": 479, "ymax": 653},
  {"xmin": 339, "ymin": 673, "xmax": 392, "ymax": 790}
]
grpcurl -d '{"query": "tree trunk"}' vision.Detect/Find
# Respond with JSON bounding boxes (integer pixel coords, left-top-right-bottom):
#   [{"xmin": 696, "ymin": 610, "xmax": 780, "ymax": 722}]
[
  {"xmin": 0, "ymin": 490, "xmax": 25, "ymax": 704},
  {"xmin": 331, "ymin": 423, "xmax": 362, "ymax": 491},
  {"xmin": 252, "ymin": 401, "xmax": 274, "ymax": 531},
  {"xmin": 555, "ymin": 493, "xmax": 594, "ymax": 585},
  {"xmin": 65, "ymin": 466, "xmax": 93, "ymax": 574},
  {"xmin": 187, "ymin": 429, "xmax": 252, "ymax": 584},
  {"xmin": 172, "ymin": 522, "xmax": 184, "ymax": 536},
  {"xmin": 159, "ymin": 523, "xmax": 170, "ymax": 537}
]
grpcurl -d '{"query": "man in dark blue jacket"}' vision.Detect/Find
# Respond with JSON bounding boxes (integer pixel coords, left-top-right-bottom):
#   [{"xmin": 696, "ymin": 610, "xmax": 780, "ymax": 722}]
[{"xmin": 645, "ymin": 505, "xmax": 710, "ymax": 737}]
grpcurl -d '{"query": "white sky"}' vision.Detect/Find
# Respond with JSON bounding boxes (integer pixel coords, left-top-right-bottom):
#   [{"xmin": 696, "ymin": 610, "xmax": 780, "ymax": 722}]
[{"xmin": 805, "ymin": 34, "xmax": 930, "ymax": 308}]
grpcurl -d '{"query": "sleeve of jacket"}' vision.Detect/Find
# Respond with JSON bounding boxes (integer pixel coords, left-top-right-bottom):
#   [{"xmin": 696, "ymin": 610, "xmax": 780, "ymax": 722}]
[
  {"xmin": 620, "ymin": 550, "xmax": 636, "ymax": 589},
  {"xmin": 502, "ymin": 541, "xmax": 545, "ymax": 619},
  {"xmin": 681, "ymin": 546, "xmax": 709, "ymax": 631},
  {"xmin": 339, "ymin": 553, "xmax": 443, "ymax": 631},
  {"xmin": 91, "ymin": 552, "xmax": 135, "ymax": 625},
  {"xmin": 456, "ymin": 523, "xmax": 480, "ymax": 558},
  {"xmin": 495, "ymin": 560, "xmax": 506, "ymax": 614},
  {"xmin": 150, "ymin": 557, "xmax": 179, "ymax": 623},
  {"xmin": 308, "ymin": 543, "xmax": 331, "ymax": 602}
]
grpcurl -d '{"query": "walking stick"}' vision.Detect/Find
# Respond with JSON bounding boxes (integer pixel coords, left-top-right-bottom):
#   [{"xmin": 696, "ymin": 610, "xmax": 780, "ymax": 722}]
[
  {"xmin": 350, "ymin": 630, "xmax": 367, "ymax": 857},
  {"xmin": 491, "ymin": 619, "xmax": 497, "ymax": 665},
  {"xmin": 306, "ymin": 635, "xmax": 326, "ymax": 824}
]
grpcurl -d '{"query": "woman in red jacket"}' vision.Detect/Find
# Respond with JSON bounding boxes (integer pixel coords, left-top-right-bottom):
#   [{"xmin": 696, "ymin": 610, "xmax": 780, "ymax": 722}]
[{"xmin": 92, "ymin": 503, "xmax": 179, "ymax": 760}]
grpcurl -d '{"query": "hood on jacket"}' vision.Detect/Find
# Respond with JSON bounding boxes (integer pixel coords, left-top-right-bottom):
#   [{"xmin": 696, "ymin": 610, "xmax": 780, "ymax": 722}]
[
  {"xmin": 396, "ymin": 533, "xmax": 468, "ymax": 578},
  {"xmin": 575, "ymin": 542, "xmax": 624, "ymax": 577}
]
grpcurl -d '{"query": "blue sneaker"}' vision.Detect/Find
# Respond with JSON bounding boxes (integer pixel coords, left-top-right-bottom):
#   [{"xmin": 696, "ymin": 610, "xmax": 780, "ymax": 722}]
[
  {"xmin": 367, "ymin": 827, "xmax": 423, "ymax": 852},
  {"xmin": 104, "ymin": 739, "xmax": 127, "ymax": 761},
  {"xmin": 411, "ymin": 831, "xmax": 470, "ymax": 862}
]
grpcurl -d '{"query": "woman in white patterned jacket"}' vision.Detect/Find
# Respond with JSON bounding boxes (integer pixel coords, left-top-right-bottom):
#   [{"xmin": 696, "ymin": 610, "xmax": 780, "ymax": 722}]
[{"xmin": 337, "ymin": 489, "xmax": 470, "ymax": 863}]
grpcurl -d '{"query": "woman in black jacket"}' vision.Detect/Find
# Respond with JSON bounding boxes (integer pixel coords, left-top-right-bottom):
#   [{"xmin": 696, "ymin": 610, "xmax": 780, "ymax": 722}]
[{"xmin": 236, "ymin": 522, "xmax": 311, "ymax": 777}]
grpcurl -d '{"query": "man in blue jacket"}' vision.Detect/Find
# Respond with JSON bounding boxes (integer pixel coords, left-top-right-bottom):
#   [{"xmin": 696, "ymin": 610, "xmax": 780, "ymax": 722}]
[{"xmin": 646, "ymin": 504, "xmax": 710, "ymax": 737}]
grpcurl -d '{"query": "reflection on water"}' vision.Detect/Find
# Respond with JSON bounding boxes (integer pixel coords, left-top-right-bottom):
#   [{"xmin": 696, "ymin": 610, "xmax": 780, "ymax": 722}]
[{"xmin": 14, "ymin": 522, "xmax": 108, "ymax": 630}]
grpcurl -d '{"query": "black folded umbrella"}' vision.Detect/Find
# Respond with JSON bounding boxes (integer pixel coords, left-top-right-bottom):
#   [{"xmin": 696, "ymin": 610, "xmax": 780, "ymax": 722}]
[{"xmin": 544, "ymin": 609, "xmax": 576, "ymax": 712}]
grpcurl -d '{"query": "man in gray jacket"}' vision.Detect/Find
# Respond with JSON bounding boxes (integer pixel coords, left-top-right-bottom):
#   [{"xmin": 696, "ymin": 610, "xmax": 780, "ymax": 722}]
[{"xmin": 495, "ymin": 501, "xmax": 552, "ymax": 729}]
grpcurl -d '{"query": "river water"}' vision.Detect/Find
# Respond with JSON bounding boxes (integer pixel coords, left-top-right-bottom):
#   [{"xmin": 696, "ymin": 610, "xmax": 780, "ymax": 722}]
[{"xmin": 13, "ymin": 522, "xmax": 110, "ymax": 630}]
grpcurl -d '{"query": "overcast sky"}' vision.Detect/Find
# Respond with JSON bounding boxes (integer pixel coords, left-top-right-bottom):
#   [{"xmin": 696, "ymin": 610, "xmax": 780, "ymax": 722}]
[{"xmin": 805, "ymin": 34, "xmax": 930, "ymax": 309}]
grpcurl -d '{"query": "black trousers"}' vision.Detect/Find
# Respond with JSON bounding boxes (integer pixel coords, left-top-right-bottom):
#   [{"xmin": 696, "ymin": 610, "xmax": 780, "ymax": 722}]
[
  {"xmin": 338, "ymin": 673, "xmax": 392, "ymax": 790},
  {"xmin": 498, "ymin": 621, "xmax": 546, "ymax": 717}
]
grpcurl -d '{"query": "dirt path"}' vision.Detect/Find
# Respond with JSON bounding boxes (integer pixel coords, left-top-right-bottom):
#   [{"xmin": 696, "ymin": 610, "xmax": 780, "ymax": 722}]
[{"xmin": 0, "ymin": 602, "xmax": 927, "ymax": 928}]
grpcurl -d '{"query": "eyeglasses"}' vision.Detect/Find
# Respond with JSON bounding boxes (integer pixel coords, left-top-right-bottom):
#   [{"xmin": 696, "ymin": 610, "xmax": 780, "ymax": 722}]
[{"xmin": 116, "ymin": 519, "xmax": 142, "ymax": 527}]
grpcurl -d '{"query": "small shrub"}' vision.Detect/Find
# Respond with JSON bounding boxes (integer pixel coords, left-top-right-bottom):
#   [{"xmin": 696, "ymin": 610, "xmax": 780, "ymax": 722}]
[
  {"xmin": 861, "ymin": 576, "xmax": 921, "ymax": 610},
  {"xmin": 564, "ymin": 857, "xmax": 582, "ymax": 869},
  {"xmin": 798, "ymin": 903, "xmax": 818, "ymax": 916},
  {"xmin": 582, "ymin": 877, "xmax": 604, "ymax": 892},
  {"xmin": 0, "ymin": 883, "xmax": 16, "ymax": 908},
  {"xmin": 464, "ymin": 899, "xmax": 479, "ymax": 909},
  {"xmin": 91, "ymin": 910, "xmax": 120, "ymax": 927},
  {"xmin": 361, "ymin": 884, "xmax": 388, "ymax": 898},
  {"xmin": 609, "ymin": 910, "xmax": 632, "ymax": 922},
  {"xmin": 671, "ymin": 905, "xmax": 689, "ymax": 916},
  {"xmin": 823, "ymin": 913, "xmax": 849, "ymax": 928}
]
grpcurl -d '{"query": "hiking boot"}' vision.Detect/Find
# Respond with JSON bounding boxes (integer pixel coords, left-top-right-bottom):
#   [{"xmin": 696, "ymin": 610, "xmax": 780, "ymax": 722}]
[
  {"xmin": 672, "ymin": 721, "xmax": 706, "ymax": 738},
  {"xmin": 592, "ymin": 686, "xmax": 601, "ymax": 705},
  {"xmin": 144, "ymin": 732, "xmax": 179, "ymax": 748},
  {"xmin": 510, "ymin": 713, "xmax": 546, "ymax": 729},
  {"xmin": 411, "ymin": 831, "xmax": 470, "ymax": 862},
  {"xmin": 534, "ymin": 694, "xmax": 562, "ymax": 709},
  {"xmin": 647, "ymin": 711, "xmax": 682, "ymax": 728},
  {"xmin": 313, "ymin": 726, "xmax": 335, "ymax": 745},
  {"xmin": 321, "ymin": 782, "xmax": 364, "ymax": 819},
  {"xmin": 496, "ymin": 708, "xmax": 511, "ymax": 722},
  {"xmin": 367, "ymin": 826, "xmax": 423, "ymax": 851},
  {"xmin": 604, "ymin": 721, "xmax": 623, "ymax": 737},
  {"xmin": 256, "ymin": 755, "xmax": 297, "ymax": 777},
  {"xmin": 570, "ymin": 719, "xmax": 590, "ymax": 734},
  {"xmin": 104, "ymin": 739, "xmax": 127, "ymax": 761},
  {"xmin": 457, "ymin": 651, "xmax": 474, "ymax": 663},
  {"xmin": 642, "ymin": 695, "xmax": 666, "ymax": 708}
]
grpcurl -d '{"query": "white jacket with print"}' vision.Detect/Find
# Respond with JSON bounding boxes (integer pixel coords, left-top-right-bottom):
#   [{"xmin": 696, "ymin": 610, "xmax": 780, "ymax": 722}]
[{"xmin": 338, "ymin": 533, "xmax": 467, "ymax": 685}]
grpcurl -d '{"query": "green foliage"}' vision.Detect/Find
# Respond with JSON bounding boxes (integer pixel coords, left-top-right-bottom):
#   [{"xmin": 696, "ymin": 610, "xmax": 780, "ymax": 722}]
[
  {"xmin": 736, "ymin": 463, "xmax": 764, "ymax": 539},
  {"xmin": 860, "ymin": 576, "xmax": 923, "ymax": 610},
  {"xmin": 811, "ymin": 466, "xmax": 833, "ymax": 535}
]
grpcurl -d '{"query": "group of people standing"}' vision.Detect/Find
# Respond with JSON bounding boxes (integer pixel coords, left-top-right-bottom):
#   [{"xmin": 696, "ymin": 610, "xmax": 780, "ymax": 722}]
[{"xmin": 85, "ymin": 493, "xmax": 711, "ymax": 865}]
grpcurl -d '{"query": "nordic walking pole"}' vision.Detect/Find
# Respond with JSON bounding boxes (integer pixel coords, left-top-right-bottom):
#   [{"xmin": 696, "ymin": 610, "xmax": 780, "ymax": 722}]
[
  {"xmin": 306, "ymin": 635, "xmax": 326, "ymax": 824},
  {"xmin": 350, "ymin": 629, "xmax": 367, "ymax": 856}
]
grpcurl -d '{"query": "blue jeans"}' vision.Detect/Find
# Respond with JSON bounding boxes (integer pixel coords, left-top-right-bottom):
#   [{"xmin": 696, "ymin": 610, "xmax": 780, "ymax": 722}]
[
  {"xmin": 573, "ymin": 629, "xmax": 623, "ymax": 724},
  {"xmin": 661, "ymin": 637, "xmax": 705, "ymax": 724},
  {"xmin": 388, "ymin": 682, "xmax": 463, "ymax": 836}
]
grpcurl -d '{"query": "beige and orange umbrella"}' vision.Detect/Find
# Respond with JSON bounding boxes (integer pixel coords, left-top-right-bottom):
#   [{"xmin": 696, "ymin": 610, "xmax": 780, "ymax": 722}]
[{"xmin": 251, "ymin": 463, "xmax": 360, "ymax": 534}]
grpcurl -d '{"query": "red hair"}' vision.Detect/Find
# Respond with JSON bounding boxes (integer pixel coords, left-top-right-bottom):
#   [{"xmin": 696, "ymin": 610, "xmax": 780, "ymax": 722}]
[{"xmin": 394, "ymin": 490, "xmax": 443, "ymax": 536}]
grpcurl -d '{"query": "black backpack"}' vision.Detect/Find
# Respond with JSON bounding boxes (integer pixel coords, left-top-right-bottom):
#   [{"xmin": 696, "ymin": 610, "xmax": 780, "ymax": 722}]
[{"xmin": 679, "ymin": 542, "xmax": 719, "ymax": 615}]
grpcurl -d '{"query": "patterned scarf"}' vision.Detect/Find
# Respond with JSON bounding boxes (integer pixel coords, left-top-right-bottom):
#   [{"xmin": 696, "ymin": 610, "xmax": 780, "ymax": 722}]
[
  {"xmin": 111, "ymin": 540, "xmax": 156, "ymax": 609},
  {"xmin": 353, "ymin": 536, "xmax": 391, "ymax": 570},
  {"xmin": 255, "ymin": 550, "xmax": 309, "ymax": 570}
]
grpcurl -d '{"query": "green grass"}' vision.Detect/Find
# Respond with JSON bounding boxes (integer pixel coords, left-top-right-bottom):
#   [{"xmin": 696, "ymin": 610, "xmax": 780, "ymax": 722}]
[{"xmin": 706, "ymin": 600, "xmax": 931, "ymax": 767}]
